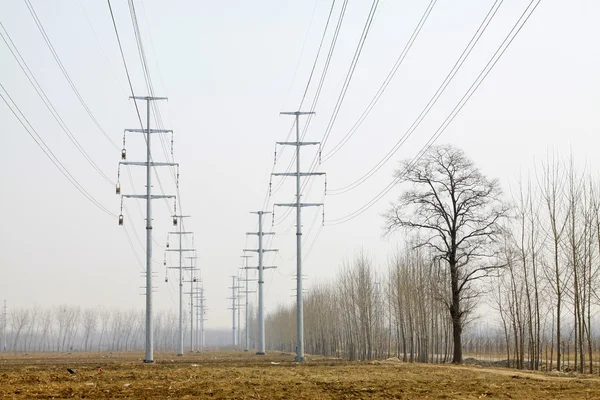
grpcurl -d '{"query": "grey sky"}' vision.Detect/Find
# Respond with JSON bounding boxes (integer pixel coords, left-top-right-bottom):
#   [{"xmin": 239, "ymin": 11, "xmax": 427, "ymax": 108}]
[{"xmin": 0, "ymin": 0, "xmax": 598, "ymax": 328}]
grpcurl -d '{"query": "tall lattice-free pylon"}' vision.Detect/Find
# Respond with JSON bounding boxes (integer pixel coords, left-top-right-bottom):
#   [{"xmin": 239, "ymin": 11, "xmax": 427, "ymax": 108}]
[
  {"xmin": 118, "ymin": 95, "xmax": 176, "ymax": 363},
  {"xmin": 166, "ymin": 220, "xmax": 192, "ymax": 356},
  {"xmin": 240, "ymin": 254, "xmax": 256, "ymax": 352},
  {"xmin": 228, "ymin": 276, "xmax": 242, "ymax": 346},
  {"xmin": 244, "ymin": 211, "xmax": 277, "ymax": 355},
  {"xmin": 197, "ymin": 287, "xmax": 207, "ymax": 350},
  {"xmin": 272, "ymin": 111, "xmax": 325, "ymax": 362},
  {"xmin": 185, "ymin": 255, "xmax": 199, "ymax": 352},
  {"xmin": 193, "ymin": 285, "xmax": 206, "ymax": 352}
]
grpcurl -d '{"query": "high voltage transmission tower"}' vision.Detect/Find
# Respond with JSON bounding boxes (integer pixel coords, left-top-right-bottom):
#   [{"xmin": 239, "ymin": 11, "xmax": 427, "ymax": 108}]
[
  {"xmin": 245, "ymin": 211, "xmax": 277, "ymax": 355},
  {"xmin": 228, "ymin": 276, "xmax": 242, "ymax": 346},
  {"xmin": 195, "ymin": 286, "xmax": 207, "ymax": 351},
  {"xmin": 273, "ymin": 111, "xmax": 325, "ymax": 362},
  {"xmin": 116, "ymin": 95, "xmax": 177, "ymax": 363},
  {"xmin": 166, "ymin": 217, "xmax": 192, "ymax": 356},
  {"xmin": 184, "ymin": 255, "xmax": 199, "ymax": 352},
  {"xmin": 193, "ymin": 285, "xmax": 206, "ymax": 352},
  {"xmin": 237, "ymin": 279, "xmax": 242, "ymax": 348},
  {"xmin": 240, "ymin": 254, "xmax": 256, "ymax": 352}
]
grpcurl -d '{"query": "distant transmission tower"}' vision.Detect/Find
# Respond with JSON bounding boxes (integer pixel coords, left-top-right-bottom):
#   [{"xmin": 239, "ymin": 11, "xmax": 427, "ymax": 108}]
[
  {"xmin": 193, "ymin": 284, "xmax": 205, "ymax": 352},
  {"xmin": 184, "ymin": 255, "xmax": 199, "ymax": 352},
  {"xmin": 240, "ymin": 254, "xmax": 256, "ymax": 352},
  {"xmin": 228, "ymin": 276, "xmax": 242, "ymax": 346},
  {"xmin": 273, "ymin": 111, "xmax": 325, "ymax": 362},
  {"xmin": 245, "ymin": 211, "xmax": 277, "ymax": 355},
  {"xmin": 166, "ymin": 219, "xmax": 193, "ymax": 356},
  {"xmin": 116, "ymin": 95, "xmax": 176, "ymax": 363},
  {"xmin": 198, "ymin": 287, "xmax": 207, "ymax": 350}
]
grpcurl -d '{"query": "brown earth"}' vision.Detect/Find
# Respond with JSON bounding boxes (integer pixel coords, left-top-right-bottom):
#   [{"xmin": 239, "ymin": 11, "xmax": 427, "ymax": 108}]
[{"xmin": 1, "ymin": 351, "xmax": 599, "ymax": 399}]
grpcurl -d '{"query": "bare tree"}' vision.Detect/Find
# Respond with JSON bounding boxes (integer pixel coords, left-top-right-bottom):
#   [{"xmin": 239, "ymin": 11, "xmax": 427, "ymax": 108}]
[
  {"xmin": 81, "ymin": 308, "xmax": 98, "ymax": 352},
  {"xmin": 384, "ymin": 145, "xmax": 508, "ymax": 364},
  {"xmin": 10, "ymin": 309, "xmax": 30, "ymax": 351},
  {"xmin": 39, "ymin": 308, "xmax": 53, "ymax": 352},
  {"xmin": 538, "ymin": 155, "xmax": 569, "ymax": 370},
  {"xmin": 97, "ymin": 307, "xmax": 111, "ymax": 351}
]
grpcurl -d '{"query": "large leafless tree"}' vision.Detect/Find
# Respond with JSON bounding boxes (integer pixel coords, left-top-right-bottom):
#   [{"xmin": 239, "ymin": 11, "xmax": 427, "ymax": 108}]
[{"xmin": 383, "ymin": 145, "xmax": 508, "ymax": 364}]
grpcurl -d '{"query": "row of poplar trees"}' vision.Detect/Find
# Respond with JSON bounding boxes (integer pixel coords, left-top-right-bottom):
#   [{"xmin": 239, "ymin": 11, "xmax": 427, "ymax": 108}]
[
  {"xmin": 264, "ymin": 145, "xmax": 600, "ymax": 373},
  {"xmin": 3, "ymin": 307, "xmax": 187, "ymax": 353}
]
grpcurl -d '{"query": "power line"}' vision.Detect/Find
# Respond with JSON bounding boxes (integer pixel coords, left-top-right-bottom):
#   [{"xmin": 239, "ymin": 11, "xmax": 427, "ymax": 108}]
[
  {"xmin": 107, "ymin": 0, "xmax": 150, "ymax": 223},
  {"xmin": 123, "ymin": 224, "xmax": 145, "ymax": 272},
  {"xmin": 282, "ymin": 0, "xmax": 321, "ymax": 110},
  {"xmin": 109, "ymin": 0, "xmax": 178, "ymax": 218},
  {"xmin": 325, "ymin": 0, "xmax": 543, "ymax": 225},
  {"xmin": 0, "ymin": 82, "xmax": 116, "ymax": 218},
  {"xmin": 297, "ymin": 0, "xmax": 350, "ymax": 141},
  {"xmin": 107, "ymin": 0, "xmax": 144, "ymax": 128},
  {"xmin": 262, "ymin": 0, "xmax": 351, "ymax": 288},
  {"xmin": 321, "ymin": 0, "xmax": 438, "ymax": 162},
  {"xmin": 298, "ymin": 0, "xmax": 337, "ymax": 110},
  {"xmin": 0, "ymin": 23, "xmax": 115, "ymax": 186},
  {"xmin": 318, "ymin": 0, "xmax": 381, "ymax": 151},
  {"xmin": 327, "ymin": 0, "xmax": 504, "ymax": 195},
  {"xmin": 23, "ymin": 0, "xmax": 120, "ymax": 150},
  {"xmin": 298, "ymin": 0, "xmax": 382, "ymax": 197},
  {"xmin": 77, "ymin": 0, "xmax": 128, "ymax": 96},
  {"xmin": 268, "ymin": 0, "xmax": 349, "ymax": 214},
  {"xmin": 127, "ymin": 0, "xmax": 182, "ymax": 219}
]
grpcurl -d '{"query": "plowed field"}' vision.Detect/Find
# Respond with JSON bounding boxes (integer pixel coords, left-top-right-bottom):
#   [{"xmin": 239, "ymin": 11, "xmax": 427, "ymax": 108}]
[{"xmin": 1, "ymin": 351, "xmax": 599, "ymax": 399}]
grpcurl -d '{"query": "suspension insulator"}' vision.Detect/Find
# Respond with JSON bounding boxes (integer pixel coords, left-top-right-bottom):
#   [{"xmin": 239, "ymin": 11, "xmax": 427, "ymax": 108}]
[{"xmin": 121, "ymin": 148, "xmax": 126, "ymax": 160}]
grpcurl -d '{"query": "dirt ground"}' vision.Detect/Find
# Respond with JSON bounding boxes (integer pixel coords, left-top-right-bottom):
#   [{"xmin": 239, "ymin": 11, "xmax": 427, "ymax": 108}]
[{"xmin": 1, "ymin": 351, "xmax": 600, "ymax": 399}]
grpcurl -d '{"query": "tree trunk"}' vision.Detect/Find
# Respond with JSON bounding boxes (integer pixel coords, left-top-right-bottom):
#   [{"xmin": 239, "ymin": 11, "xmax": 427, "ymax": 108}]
[{"xmin": 450, "ymin": 262, "xmax": 462, "ymax": 364}]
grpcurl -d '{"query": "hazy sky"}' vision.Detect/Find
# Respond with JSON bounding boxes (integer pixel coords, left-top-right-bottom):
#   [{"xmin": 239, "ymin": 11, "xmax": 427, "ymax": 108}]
[{"xmin": 0, "ymin": 0, "xmax": 598, "ymax": 329}]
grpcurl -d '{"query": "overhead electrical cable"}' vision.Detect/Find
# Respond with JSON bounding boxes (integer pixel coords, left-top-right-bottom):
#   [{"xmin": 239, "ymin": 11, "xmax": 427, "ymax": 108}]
[
  {"xmin": 321, "ymin": 0, "xmax": 438, "ymax": 162},
  {"xmin": 327, "ymin": 0, "xmax": 504, "ymax": 195},
  {"xmin": 23, "ymin": 0, "xmax": 120, "ymax": 150},
  {"xmin": 318, "ymin": 0, "xmax": 380, "ymax": 151},
  {"xmin": 297, "ymin": 0, "xmax": 350, "ymax": 142},
  {"xmin": 325, "ymin": 0, "xmax": 543, "ymax": 225},
  {"xmin": 108, "ymin": 0, "xmax": 169, "ymax": 226},
  {"xmin": 282, "ymin": 0, "xmax": 321, "ymax": 110},
  {"xmin": 0, "ymin": 83, "xmax": 116, "ymax": 217},
  {"xmin": 298, "ymin": 0, "xmax": 385, "ymax": 196},
  {"xmin": 270, "ymin": 0, "xmax": 349, "ymax": 214},
  {"xmin": 77, "ymin": 0, "xmax": 128, "ymax": 96},
  {"xmin": 0, "ymin": 24, "xmax": 115, "ymax": 186},
  {"xmin": 298, "ymin": 0, "xmax": 338, "ymax": 109},
  {"xmin": 110, "ymin": 0, "xmax": 178, "ymax": 220}
]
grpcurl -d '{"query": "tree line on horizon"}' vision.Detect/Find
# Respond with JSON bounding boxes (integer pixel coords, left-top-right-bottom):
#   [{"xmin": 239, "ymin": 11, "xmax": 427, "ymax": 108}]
[{"xmin": 265, "ymin": 146, "xmax": 600, "ymax": 373}]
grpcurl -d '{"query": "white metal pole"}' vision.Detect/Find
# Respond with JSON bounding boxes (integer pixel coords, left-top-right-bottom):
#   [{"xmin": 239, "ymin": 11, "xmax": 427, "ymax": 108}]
[
  {"xmin": 244, "ymin": 258, "xmax": 250, "ymax": 352},
  {"xmin": 190, "ymin": 263, "xmax": 194, "ymax": 352},
  {"xmin": 178, "ymin": 225, "xmax": 183, "ymax": 356},
  {"xmin": 295, "ymin": 113, "xmax": 305, "ymax": 362},
  {"xmin": 144, "ymin": 97, "xmax": 154, "ymax": 363},
  {"xmin": 232, "ymin": 276, "xmax": 236, "ymax": 346},
  {"xmin": 257, "ymin": 214, "xmax": 266, "ymax": 355},
  {"xmin": 237, "ymin": 283, "xmax": 241, "ymax": 349},
  {"xmin": 200, "ymin": 288, "xmax": 205, "ymax": 351},
  {"xmin": 196, "ymin": 292, "xmax": 200, "ymax": 352}
]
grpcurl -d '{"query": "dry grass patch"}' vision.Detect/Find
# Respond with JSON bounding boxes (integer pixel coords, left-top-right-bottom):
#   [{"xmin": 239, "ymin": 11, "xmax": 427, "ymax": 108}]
[{"xmin": 0, "ymin": 352, "xmax": 599, "ymax": 399}]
